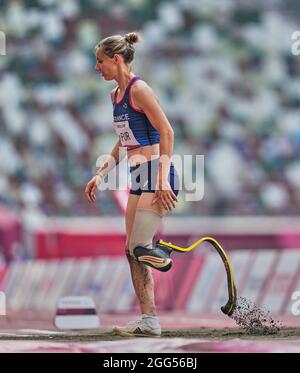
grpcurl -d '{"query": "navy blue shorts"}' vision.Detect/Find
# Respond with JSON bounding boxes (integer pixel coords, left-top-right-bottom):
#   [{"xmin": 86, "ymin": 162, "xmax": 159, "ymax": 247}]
[{"xmin": 129, "ymin": 158, "xmax": 179, "ymax": 196}]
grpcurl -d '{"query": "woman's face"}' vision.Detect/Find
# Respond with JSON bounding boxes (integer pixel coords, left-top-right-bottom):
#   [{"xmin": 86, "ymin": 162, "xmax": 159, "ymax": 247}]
[{"xmin": 95, "ymin": 50, "xmax": 117, "ymax": 81}]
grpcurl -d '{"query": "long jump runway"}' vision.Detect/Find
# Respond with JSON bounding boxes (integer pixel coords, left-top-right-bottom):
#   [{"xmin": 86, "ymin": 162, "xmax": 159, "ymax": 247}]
[{"xmin": 1, "ymin": 314, "xmax": 300, "ymax": 353}]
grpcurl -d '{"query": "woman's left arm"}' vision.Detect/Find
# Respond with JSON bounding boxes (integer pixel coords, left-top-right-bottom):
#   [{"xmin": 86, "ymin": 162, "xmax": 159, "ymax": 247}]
[{"xmin": 131, "ymin": 81, "xmax": 178, "ymax": 211}]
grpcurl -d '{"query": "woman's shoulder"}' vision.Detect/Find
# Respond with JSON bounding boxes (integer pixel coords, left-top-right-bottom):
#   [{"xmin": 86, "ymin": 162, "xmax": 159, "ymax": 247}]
[
  {"xmin": 133, "ymin": 77, "xmax": 149, "ymax": 91},
  {"xmin": 132, "ymin": 78, "xmax": 159, "ymax": 103}
]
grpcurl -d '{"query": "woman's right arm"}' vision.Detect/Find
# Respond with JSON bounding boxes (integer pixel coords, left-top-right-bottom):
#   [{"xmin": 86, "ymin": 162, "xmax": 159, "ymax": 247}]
[
  {"xmin": 95, "ymin": 139, "xmax": 124, "ymax": 177},
  {"xmin": 96, "ymin": 87, "xmax": 123, "ymax": 176},
  {"xmin": 85, "ymin": 88, "xmax": 123, "ymax": 203},
  {"xmin": 85, "ymin": 139, "xmax": 125, "ymax": 203}
]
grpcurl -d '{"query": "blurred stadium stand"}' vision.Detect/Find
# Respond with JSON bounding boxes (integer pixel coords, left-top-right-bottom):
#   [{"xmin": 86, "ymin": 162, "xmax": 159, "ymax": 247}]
[
  {"xmin": 0, "ymin": 0, "xmax": 300, "ymax": 219},
  {"xmin": 1, "ymin": 1, "xmax": 300, "ymax": 320}
]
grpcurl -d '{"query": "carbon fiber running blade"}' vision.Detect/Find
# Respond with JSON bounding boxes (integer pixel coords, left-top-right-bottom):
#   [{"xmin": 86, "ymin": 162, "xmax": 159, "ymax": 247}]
[{"xmin": 221, "ymin": 284, "xmax": 237, "ymax": 316}]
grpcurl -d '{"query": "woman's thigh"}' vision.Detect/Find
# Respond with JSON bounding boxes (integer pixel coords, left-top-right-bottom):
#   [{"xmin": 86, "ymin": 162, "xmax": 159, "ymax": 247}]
[{"xmin": 136, "ymin": 192, "xmax": 169, "ymax": 217}]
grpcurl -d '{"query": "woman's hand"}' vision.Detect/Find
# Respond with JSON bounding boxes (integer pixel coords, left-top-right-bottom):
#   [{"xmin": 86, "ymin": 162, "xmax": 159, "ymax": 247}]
[
  {"xmin": 151, "ymin": 178, "xmax": 178, "ymax": 212},
  {"xmin": 85, "ymin": 174, "xmax": 102, "ymax": 203}
]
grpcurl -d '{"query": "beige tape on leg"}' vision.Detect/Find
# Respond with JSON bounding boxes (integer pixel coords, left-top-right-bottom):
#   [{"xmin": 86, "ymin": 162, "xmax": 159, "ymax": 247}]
[{"xmin": 128, "ymin": 208, "xmax": 162, "ymax": 256}]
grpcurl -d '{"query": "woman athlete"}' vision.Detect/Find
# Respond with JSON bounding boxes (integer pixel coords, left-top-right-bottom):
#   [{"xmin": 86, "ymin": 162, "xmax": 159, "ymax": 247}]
[{"xmin": 85, "ymin": 32, "xmax": 179, "ymax": 337}]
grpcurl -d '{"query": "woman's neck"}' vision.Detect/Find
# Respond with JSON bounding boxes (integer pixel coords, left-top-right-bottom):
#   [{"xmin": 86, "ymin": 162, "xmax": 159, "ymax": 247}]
[{"xmin": 115, "ymin": 69, "xmax": 135, "ymax": 92}]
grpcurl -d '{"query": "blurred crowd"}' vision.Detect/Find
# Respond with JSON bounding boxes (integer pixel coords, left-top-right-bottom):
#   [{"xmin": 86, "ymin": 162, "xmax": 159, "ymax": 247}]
[{"xmin": 0, "ymin": 0, "xmax": 300, "ymax": 217}]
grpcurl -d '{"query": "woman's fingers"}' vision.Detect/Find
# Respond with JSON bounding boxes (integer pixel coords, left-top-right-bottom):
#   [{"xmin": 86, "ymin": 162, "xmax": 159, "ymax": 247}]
[
  {"xmin": 85, "ymin": 180, "xmax": 97, "ymax": 203},
  {"xmin": 170, "ymin": 190, "xmax": 178, "ymax": 202},
  {"xmin": 152, "ymin": 189, "xmax": 177, "ymax": 211},
  {"xmin": 161, "ymin": 198, "xmax": 169, "ymax": 211},
  {"xmin": 163, "ymin": 194, "xmax": 171, "ymax": 210},
  {"xmin": 165, "ymin": 191, "xmax": 176, "ymax": 209},
  {"xmin": 90, "ymin": 175, "xmax": 102, "ymax": 202},
  {"xmin": 160, "ymin": 193, "xmax": 171, "ymax": 211},
  {"xmin": 91, "ymin": 184, "xmax": 97, "ymax": 202},
  {"xmin": 162, "ymin": 191, "xmax": 177, "ymax": 211},
  {"xmin": 151, "ymin": 192, "xmax": 159, "ymax": 205},
  {"xmin": 151, "ymin": 197, "xmax": 157, "ymax": 205},
  {"xmin": 169, "ymin": 195, "xmax": 176, "ymax": 209},
  {"xmin": 85, "ymin": 184, "xmax": 91, "ymax": 203},
  {"xmin": 153, "ymin": 192, "xmax": 166, "ymax": 210}
]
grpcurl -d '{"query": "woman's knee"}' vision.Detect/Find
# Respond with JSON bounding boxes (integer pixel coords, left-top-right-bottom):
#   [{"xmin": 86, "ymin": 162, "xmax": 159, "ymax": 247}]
[
  {"xmin": 125, "ymin": 247, "xmax": 131, "ymax": 260},
  {"xmin": 125, "ymin": 239, "xmax": 134, "ymax": 261}
]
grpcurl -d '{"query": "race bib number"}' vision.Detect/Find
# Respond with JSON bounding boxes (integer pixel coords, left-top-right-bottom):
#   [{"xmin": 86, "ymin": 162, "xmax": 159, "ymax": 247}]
[{"xmin": 113, "ymin": 120, "xmax": 140, "ymax": 147}]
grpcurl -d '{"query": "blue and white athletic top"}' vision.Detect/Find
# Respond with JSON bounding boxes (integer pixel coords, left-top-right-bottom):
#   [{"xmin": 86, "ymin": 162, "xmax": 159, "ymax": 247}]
[{"xmin": 112, "ymin": 76, "xmax": 160, "ymax": 149}]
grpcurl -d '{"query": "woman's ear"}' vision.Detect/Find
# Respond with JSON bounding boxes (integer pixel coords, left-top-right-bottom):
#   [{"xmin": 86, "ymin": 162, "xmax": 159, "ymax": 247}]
[{"xmin": 113, "ymin": 54, "xmax": 123, "ymax": 64}]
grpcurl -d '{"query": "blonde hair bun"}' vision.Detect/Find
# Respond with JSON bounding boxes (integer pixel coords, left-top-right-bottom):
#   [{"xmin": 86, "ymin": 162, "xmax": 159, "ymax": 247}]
[{"xmin": 124, "ymin": 32, "xmax": 140, "ymax": 45}]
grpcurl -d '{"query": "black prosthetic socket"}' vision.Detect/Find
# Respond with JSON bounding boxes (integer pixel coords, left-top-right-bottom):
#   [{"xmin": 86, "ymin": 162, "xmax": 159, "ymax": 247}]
[{"xmin": 133, "ymin": 242, "xmax": 173, "ymax": 272}]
